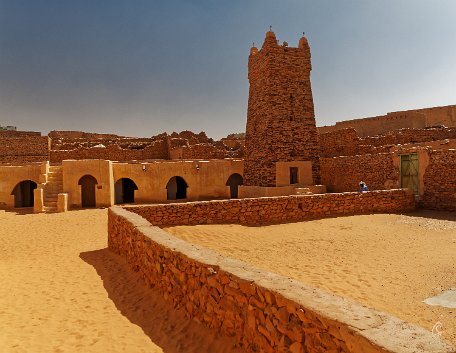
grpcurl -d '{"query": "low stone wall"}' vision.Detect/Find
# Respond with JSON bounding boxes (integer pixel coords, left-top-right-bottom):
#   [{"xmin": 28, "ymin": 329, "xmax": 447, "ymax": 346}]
[
  {"xmin": 126, "ymin": 189, "xmax": 414, "ymax": 227},
  {"xmin": 108, "ymin": 205, "xmax": 454, "ymax": 353}
]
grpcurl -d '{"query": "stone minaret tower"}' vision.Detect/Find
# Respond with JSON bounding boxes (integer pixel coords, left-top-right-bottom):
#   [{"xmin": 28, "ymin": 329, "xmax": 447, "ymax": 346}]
[{"xmin": 243, "ymin": 31, "xmax": 320, "ymax": 186}]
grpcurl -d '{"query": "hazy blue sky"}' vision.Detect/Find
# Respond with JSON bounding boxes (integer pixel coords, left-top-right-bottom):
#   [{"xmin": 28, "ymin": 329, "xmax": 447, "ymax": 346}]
[{"xmin": 1, "ymin": 1, "xmax": 455, "ymax": 138}]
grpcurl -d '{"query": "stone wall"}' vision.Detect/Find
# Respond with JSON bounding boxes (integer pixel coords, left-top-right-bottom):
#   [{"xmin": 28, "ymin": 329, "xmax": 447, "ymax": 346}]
[
  {"xmin": 244, "ymin": 31, "xmax": 320, "ymax": 186},
  {"xmin": 319, "ymin": 127, "xmax": 456, "ymax": 158},
  {"xmin": 0, "ymin": 131, "xmax": 49, "ymax": 164},
  {"xmin": 319, "ymin": 128, "xmax": 359, "ymax": 158},
  {"xmin": 126, "ymin": 190, "xmax": 414, "ymax": 227},
  {"xmin": 421, "ymin": 149, "xmax": 456, "ymax": 211},
  {"xmin": 50, "ymin": 140, "xmax": 169, "ymax": 163},
  {"xmin": 320, "ymin": 154, "xmax": 399, "ymax": 193},
  {"xmin": 49, "ymin": 130, "xmax": 243, "ymax": 162},
  {"xmin": 318, "ymin": 105, "xmax": 456, "ymax": 137},
  {"xmin": 108, "ymin": 203, "xmax": 453, "ymax": 353}
]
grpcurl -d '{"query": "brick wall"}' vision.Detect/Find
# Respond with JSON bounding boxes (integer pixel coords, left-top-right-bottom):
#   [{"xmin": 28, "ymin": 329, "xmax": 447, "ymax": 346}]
[
  {"xmin": 320, "ymin": 154, "xmax": 399, "ymax": 193},
  {"xmin": 244, "ymin": 32, "xmax": 320, "ymax": 186},
  {"xmin": 0, "ymin": 131, "xmax": 49, "ymax": 164},
  {"xmin": 126, "ymin": 190, "xmax": 414, "ymax": 227},
  {"xmin": 421, "ymin": 149, "xmax": 456, "ymax": 211},
  {"xmin": 107, "ymin": 199, "xmax": 454, "ymax": 353}
]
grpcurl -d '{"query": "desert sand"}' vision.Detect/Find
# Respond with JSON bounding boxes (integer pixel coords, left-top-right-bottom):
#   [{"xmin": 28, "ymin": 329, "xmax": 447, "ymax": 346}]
[
  {"xmin": 0, "ymin": 209, "xmax": 243, "ymax": 353},
  {"xmin": 166, "ymin": 211, "xmax": 456, "ymax": 344}
]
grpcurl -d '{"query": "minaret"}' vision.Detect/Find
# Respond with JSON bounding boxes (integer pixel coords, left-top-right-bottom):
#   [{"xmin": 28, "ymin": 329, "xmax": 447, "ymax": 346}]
[{"xmin": 243, "ymin": 31, "xmax": 321, "ymax": 187}]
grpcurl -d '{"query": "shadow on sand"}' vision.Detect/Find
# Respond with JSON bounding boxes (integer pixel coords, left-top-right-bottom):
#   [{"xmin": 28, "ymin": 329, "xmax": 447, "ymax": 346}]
[
  {"xmin": 80, "ymin": 248, "xmax": 244, "ymax": 353},
  {"xmin": 404, "ymin": 209, "xmax": 456, "ymax": 222}
]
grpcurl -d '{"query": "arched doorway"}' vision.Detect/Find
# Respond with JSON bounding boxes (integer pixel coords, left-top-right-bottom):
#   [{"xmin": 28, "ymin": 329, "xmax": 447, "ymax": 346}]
[
  {"xmin": 115, "ymin": 178, "xmax": 138, "ymax": 204},
  {"xmin": 11, "ymin": 180, "xmax": 37, "ymax": 207},
  {"xmin": 166, "ymin": 176, "xmax": 188, "ymax": 200},
  {"xmin": 226, "ymin": 173, "xmax": 243, "ymax": 198},
  {"xmin": 78, "ymin": 175, "xmax": 97, "ymax": 208}
]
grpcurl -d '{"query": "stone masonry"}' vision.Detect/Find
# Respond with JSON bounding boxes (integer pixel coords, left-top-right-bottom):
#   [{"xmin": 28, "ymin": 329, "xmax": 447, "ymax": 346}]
[
  {"xmin": 108, "ymin": 202, "xmax": 454, "ymax": 353},
  {"xmin": 127, "ymin": 189, "xmax": 415, "ymax": 227},
  {"xmin": 244, "ymin": 31, "xmax": 321, "ymax": 186}
]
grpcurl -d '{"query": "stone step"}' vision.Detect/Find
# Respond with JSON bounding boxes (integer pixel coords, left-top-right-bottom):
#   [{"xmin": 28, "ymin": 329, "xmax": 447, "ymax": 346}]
[
  {"xmin": 47, "ymin": 176, "xmax": 63, "ymax": 181},
  {"xmin": 43, "ymin": 206, "xmax": 58, "ymax": 213}
]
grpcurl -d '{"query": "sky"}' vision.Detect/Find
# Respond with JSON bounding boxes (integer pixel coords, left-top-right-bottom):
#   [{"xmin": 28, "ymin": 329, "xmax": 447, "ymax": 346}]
[{"xmin": 0, "ymin": 0, "xmax": 455, "ymax": 139}]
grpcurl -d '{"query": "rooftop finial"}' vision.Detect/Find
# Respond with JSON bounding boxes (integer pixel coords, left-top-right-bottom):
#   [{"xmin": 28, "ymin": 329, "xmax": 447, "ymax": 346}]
[
  {"xmin": 303, "ymin": 31, "xmax": 305, "ymax": 36},
  {"xmin": 269, "ymin": 25, "xmax": 272, "ymax": 32}
]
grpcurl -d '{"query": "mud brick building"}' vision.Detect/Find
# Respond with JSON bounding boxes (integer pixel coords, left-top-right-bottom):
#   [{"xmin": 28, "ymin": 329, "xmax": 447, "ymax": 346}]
[{"xmin": 243, "ymin": 31, "xmax": 320, "ymax": 187}]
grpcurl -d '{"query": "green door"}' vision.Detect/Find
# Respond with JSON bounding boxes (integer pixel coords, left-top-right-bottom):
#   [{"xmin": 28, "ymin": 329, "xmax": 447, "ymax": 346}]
[{"xmin": 400, "ymin": 153, "xmax": 419, "ymax": 195}]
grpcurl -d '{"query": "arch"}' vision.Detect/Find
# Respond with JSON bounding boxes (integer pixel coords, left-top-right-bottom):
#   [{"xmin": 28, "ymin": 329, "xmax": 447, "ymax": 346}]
[
  {"xmin": 78, "ymin": 175, "xmax": 98, "ymax": 208},
  {"xmin": 166, "ymin": 176, "xmax": 188, "ymax": 200},
  {"xmin": 226, "ymin": 173, "xmax": 243, "ymax": 199},
  {"xmin": 115, "ymin": 178, "xmax": 138, "ymax": 204},
  {"xmin": 11, "ymin": 180, "xmax": 37, "ymax": 207}
]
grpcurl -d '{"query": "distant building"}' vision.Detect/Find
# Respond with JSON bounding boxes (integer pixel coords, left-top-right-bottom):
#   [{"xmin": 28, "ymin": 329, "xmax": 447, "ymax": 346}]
[{"xmin": 0, "ymin": 125, "xmax": 17, "ymax": 131}]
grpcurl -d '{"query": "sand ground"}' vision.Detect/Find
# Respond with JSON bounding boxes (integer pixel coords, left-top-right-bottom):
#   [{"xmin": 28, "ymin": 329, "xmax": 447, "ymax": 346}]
[
  {"xmin": 166, "ymin": 211, "xmax": 456, "ymax": 345},
  {"xmin": 0, "ymin": 209, "xmax": 243, "ymax": 353}
]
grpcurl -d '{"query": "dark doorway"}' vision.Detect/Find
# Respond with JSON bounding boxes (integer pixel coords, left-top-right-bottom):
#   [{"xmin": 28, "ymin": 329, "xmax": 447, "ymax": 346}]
[
  {"xmin": 166, "ymin": 176, "xmax": 188, "ymax": 200},
  {"xmin": 115, "ymin": 178, "xmax": 138, "ymax": 204},
  {"xmin": 290, "ymin": 167, "xmax": 299, "ymax": 184},
  {"xmin": 78, "ymin": 175, "xmax": 97, "ymax": 208},
  {"xmin": 226, "ymin": 173, "xmax": 243, "ymax": 198},
  {"xmin": 12, "ymin": 180, "xmax": 37, "ymax": 207}
]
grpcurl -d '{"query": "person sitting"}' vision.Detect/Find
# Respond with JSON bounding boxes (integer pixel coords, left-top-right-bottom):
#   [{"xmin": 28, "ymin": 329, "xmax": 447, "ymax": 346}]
[{"xmin": 359, "ymin": 181, "xmax": 369, "ymax": 192}]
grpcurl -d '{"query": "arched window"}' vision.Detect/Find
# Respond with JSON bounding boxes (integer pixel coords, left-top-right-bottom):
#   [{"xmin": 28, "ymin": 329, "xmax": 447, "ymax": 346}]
[
  {"xmin": 78, "ymin": 175, "xmax": 98, "ymax": 207},
  {"xmin": 11, "ymin": 180, "xmax": 37, "ymax": 207},
  {"xmin": 115, "ymin": 178, "xmax": 138, "ymax": 204},
  {"xmin": 166, "ymin": 176, "xmax": 188, "ymax": 200},
  {"xmin": 226, "ymin": 173, "xmax": 243, "ymax": 198}
]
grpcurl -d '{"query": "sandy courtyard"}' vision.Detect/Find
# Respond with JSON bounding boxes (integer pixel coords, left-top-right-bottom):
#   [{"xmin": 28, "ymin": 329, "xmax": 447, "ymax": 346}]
[
  {"xmin": 0, "ymin": 209, "xmax": 242, "ymax": 353},
  {"xmin": 166, "ymin": 212, "xmax": 456, "ymax": 345}
]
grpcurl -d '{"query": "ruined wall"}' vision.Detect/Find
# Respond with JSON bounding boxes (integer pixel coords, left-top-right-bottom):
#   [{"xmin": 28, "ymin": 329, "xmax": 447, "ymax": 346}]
[
  {"xmin": 106, "ymin": 198, "xmax": 453, "ymax": 353},
  {"xmin": 318, "ymin": 105, "xmax": 456, "ymax": 137},
  {"xmin": 49, "ymin": 130, "xmax": 169, "ymax": 162},
  {"xmin": 127, "ymin": 190, "xmax": 414, "ymax": 226},
  {"xmin": 244, "ymin": 32, "xmax": 320, "ymax": 186},
  {"xmin": 168, "ymin": 132, "xmax": 244, "ymax": 160},
  {"xmin": 49, "ymin": 130, "xmax": 242, "ymax": 162},
  {"xmin": 50, "ymin": 141, "xmax": 169, "ymax": 163},
  {"xmin": 320, "ymin": 154, "xmax": 399, "ymax": 193},
  {"xmin": 0, "ymin": 131, "xmax": 49, "ymax": 164},
  {"xmin": 421, "ymin": 149, "xmax": 456, "ymax": 211}
]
